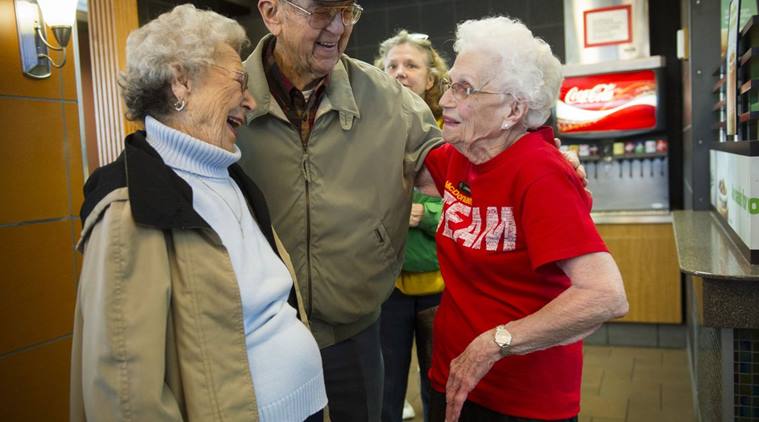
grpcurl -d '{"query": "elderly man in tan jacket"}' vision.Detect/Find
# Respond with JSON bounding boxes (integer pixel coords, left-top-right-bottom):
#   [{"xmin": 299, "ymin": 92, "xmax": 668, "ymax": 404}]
[{"xmin": 238, "ymin": 1, "xmax": 441, "ymax": 420}]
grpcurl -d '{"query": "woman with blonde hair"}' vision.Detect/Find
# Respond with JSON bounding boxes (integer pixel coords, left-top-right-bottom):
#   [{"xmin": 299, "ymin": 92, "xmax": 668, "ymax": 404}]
[
  {"xmin": 375, "ymin": 30, "xmax": 448, "ymax": 122},
  {"xmin": 375, "ymin": 29, "xmax": 448, "ymax": 422}
]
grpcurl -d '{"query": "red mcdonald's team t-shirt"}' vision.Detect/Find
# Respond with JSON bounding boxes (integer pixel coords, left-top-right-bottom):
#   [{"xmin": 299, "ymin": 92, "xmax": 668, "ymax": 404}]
[{"xmin": 424, "ymin": 127, "xmax": 608, "ymax": 420}]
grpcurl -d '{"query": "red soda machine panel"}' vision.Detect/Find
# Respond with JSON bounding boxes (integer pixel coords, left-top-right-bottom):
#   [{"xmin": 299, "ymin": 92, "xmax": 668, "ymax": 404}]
[
  {"xmin": 556, "ymin": 69, "xmax": 663, "ymax": 137},
  {"xmin": 555, "ymin": 59, "xmax": 669, "ymax": 212}
]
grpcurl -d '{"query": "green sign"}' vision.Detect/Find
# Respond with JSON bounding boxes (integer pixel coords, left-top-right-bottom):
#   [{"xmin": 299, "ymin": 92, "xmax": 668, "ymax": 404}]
[{"xmin": 732, "ymin": 186, "xmax": 759, "ymax": 214}]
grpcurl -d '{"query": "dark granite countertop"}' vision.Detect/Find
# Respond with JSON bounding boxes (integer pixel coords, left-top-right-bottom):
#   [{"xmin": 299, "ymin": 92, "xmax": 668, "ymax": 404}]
[
  {"xmin": 672, "ymin": 210, "xmax": 759, "ymax": 281},
  {"xmin": 673, "ymin": 211, "xmax": 759, "ymax": 328}
]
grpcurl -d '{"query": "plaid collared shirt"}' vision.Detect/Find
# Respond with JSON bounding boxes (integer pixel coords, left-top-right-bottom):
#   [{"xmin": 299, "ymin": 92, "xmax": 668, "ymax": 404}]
[{"xmin": 263, "ymin": 39, "xmax": 329, "ymax": 146}]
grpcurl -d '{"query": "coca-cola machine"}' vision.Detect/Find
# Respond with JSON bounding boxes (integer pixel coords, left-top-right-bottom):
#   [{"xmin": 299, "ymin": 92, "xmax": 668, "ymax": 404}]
[{"xmin": 555, "ymin": 56, "xmax": 669, "ymax": 211}]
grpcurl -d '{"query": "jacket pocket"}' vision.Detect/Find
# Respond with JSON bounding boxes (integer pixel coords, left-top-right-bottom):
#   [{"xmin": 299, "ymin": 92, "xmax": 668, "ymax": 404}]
[{"xmin": 373, "ymin": 222, "xmax": 398, "ymax": 265}]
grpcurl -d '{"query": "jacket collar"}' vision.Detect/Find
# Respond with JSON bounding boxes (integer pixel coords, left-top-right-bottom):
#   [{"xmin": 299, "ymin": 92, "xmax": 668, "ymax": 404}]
[
  {"xmin": 244, "ymin": 34, "xmax": 360, "ymax": 128},
  {"xmin": 81, "ymin": 131, "xmax": 276, "ymax": 248},
  {"xmin": 125, "ymin": 131, "xmax": 209, "ymax": 230}
]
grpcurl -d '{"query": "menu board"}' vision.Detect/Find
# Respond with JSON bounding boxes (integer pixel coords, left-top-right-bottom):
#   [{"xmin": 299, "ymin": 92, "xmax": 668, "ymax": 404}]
[{"xmin": 556, "ymin": 69, "xmax": 658, "ymax": 134}]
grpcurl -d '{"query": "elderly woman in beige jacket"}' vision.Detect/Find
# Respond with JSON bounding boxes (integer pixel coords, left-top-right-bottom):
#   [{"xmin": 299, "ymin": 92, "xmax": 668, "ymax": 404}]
[{"xmin": 70, "ymin": 5, "xmax": 326, "ymax": 421}]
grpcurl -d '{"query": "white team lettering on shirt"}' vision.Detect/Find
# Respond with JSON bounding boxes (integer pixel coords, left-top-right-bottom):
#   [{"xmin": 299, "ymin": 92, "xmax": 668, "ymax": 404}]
[{"xmin": 441, "ymin": 190, "xmax": 517, "ymax": 251}]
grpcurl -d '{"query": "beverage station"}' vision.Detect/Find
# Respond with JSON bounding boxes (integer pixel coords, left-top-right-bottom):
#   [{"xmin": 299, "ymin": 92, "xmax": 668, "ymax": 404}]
[
  {"xmin": 559, "ymin": 0, "xmax": 681, "ymax": 328},
  {"xmin": 557, "ymin": 58, "xmax": 669, "ymax": 211}
]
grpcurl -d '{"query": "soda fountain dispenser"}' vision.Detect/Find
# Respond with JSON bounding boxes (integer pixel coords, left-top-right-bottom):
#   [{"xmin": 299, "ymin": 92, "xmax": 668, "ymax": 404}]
[{"xmin": 555, "ymin": 56, "xmax": 669, "ymax": 211}]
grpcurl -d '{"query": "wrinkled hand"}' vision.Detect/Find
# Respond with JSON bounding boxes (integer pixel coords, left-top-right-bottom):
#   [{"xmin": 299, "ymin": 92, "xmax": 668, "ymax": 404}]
[
  {"xmin": 555, "ymin": 138, "xmax": 589, "ymax": 188},
  {"xmin": 445, "ymin": 330, "xmax": 501, "ymax": 422},
  {"xmin": 409, "ymin": 203, "xmax": 424, "ymax": 227}
]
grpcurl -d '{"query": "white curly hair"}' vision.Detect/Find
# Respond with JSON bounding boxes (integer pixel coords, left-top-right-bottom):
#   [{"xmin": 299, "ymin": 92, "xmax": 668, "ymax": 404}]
[
  {"xmin": 120, "ymin": 4, "xmax": 249, "ymax": 120},
  {"xmin": 453, "ymin": 16, "xmax": 562, "ymax": 129}
]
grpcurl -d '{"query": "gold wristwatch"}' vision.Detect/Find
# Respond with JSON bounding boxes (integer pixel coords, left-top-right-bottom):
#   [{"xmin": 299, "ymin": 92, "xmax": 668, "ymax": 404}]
[{"xmin": 494, "ymin": 325, "xmax": 512, "ymax": 357}]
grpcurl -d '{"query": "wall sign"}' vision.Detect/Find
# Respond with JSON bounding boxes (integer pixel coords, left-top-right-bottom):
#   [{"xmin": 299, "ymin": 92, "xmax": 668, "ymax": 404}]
[{"xmin": 584, "ymin": 5, "xmax": 633, "ymax": 48}]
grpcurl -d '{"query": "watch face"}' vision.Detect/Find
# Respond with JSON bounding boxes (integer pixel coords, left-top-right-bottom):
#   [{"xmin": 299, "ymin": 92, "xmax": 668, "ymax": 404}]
[{"xmin": 495, "ymin": 326, "xmax": 512, "ymax": 347}]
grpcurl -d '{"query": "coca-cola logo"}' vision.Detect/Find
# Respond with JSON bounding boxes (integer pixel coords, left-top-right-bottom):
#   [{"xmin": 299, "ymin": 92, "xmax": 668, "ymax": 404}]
[{"xmin": 564, "ymin": 84, "xmax": 617, "ymax": 105}]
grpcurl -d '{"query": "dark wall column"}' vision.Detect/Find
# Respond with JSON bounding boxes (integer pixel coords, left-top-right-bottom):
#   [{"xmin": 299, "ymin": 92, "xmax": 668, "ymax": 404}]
[{"xmin": 681, "ymin": 0, "xmax": 720, "ymax": 210}]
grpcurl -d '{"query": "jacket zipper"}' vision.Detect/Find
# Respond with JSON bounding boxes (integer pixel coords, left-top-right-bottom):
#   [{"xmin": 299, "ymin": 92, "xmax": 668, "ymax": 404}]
[{"xmin": 301, "ymin": 148, "xmax": 313, "ymax": 317}]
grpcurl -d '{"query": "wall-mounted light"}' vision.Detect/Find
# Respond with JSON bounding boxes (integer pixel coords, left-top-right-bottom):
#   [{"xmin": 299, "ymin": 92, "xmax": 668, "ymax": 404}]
[{"xmin": 15, "ymin": 0, "xmax": 78, "ymax": 79}]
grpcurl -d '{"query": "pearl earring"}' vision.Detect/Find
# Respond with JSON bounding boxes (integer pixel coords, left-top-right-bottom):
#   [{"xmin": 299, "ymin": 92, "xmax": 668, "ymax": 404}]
[{"xmin": 501, "ymin": 122, "xmax": 510, "ymax": 130}]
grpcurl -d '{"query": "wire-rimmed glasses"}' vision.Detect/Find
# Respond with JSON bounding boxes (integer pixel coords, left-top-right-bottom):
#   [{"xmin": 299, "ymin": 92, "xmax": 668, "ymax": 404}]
[
  {"xmin": 285, "ymin": 0, "xmax": 363, "ymax": 29},
  {"xmin": 210, "ymin": 64, "xmax": 249, "ymax": 94},
  {"xmin": 441, "ymin": 77, "xmax": 509, "ymax": 102}
]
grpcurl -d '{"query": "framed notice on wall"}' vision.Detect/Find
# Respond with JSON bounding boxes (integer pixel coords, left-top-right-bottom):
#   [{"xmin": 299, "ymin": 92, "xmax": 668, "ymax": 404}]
[
  {"xmin": 726, "ymin": 0, "xmax": 740, "ymax": 137},
  {"xmin": 583, "ymin": 5, "xmax": 633, "ymax": 48}
]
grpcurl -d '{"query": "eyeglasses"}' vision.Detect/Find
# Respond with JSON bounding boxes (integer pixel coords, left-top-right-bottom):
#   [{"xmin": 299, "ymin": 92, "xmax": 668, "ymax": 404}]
[
  {"xmin": 210, "ymin": 64, "xmax": 248, "ymax": 94},
  {"xmin": 441, "ymin": 78, "xmax": 508, "ymax": 102},
  {"xmin": 408, "ymin": 33, "xmax": 429, "ymax": 41},
  {"xmin": 285, "ymin": 0, "xmax": 363, "ymax": 29}
]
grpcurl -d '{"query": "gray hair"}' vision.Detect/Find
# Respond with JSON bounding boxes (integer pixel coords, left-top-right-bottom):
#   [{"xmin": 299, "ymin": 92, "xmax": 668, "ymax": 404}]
[
  {"xmin": 120, "ymin": 4, "xmax": 249, "ymax": 121},
  {"xmin": 453, "ymin": 16, "xmax": 562, "ymax": 129}
]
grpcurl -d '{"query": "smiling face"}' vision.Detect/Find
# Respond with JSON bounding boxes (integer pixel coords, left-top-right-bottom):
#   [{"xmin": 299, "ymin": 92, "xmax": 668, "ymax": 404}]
[
  {"xmin": 440, "ymin": 51, "xmax": 512, "ymax": 153},
  {"xmin": 180, "ymin": 44, "xmax": 255, "ymax": 151},
  {"xmin": 383, "ymin": 42, "xmax": 433, "ymax": 97},
  {"xmin": 271, "ymin": 0, "xmax": 354, "ymax": 88}
]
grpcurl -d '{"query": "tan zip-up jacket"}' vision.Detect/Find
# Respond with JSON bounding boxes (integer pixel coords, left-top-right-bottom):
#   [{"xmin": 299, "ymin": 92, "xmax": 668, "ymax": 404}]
[
  {"xmin": 238, "ymin": 35, "xmax": 443, "ymax": 348},
  {"xmin": 70, "ymin": 132, "xmax": 309, "ymax": 421}
]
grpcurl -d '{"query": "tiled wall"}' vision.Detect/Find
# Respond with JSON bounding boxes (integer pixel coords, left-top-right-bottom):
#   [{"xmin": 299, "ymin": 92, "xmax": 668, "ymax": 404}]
[
  {"xmin": 345, "ymin": 0, "xmax": 565, "ymax": 67},
  {"xmin": 686, "ymin": 275, "xmax": 728, "ymax": 422},
  {"xmin": 735, "ymin": 329, "xmax": 759, "ymax": 420},
  {"xmin": 0, "ymin": 0, "xmax": 83, "ymax": 419}
]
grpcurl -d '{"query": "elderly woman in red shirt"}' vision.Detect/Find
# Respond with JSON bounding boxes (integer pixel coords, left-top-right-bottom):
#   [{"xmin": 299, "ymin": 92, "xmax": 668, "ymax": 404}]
[{"xmin": 417, "ymin": 16, "xmax": 629, "ymax": 422}]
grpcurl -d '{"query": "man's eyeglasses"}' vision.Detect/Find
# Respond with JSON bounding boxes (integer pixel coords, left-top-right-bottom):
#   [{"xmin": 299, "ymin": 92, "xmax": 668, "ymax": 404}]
[
  {"xmin": 285, "ymin": 0, "xmax": 363, "ymax": 29},
  {"xmin": 441, "ymin": 78, "xmax": 508, "ymax": 102},
  {"xmin": 210, "ymin": 64, "xmax": 249, "ymax": 94}
]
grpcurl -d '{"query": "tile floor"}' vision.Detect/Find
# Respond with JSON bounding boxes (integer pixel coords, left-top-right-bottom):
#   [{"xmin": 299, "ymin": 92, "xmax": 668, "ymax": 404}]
[{"xmin": 403, "ymin": 345, "xmax": 696, "ymax": 422}]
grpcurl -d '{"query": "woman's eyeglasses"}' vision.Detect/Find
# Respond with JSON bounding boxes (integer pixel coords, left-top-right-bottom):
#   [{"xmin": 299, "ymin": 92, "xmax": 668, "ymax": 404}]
[
  {"xmin": 441, "ymin": 78, "xmax": 509, "ymax": 102},
  {"xmin": 285, "ymin": 0, "xmax": 363, "ymax": 29},
  {"xmin": 210, "ymin": 64, "xmax": 249, "ymax": 94}
]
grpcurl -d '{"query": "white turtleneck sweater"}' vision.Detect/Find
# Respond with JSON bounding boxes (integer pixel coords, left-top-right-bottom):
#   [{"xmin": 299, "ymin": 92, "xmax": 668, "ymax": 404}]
[{"xmin": 144, "ymin": 116, "xmax": 326, "ymax": 422}]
